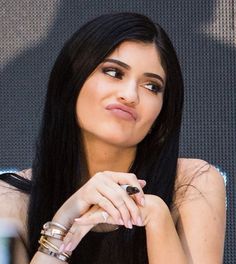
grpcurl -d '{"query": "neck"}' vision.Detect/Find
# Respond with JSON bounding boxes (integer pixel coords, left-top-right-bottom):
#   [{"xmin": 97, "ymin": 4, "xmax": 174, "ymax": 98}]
[{"xmin": 82, "ymin": 135, "xmax": 136, "ymax": 177}]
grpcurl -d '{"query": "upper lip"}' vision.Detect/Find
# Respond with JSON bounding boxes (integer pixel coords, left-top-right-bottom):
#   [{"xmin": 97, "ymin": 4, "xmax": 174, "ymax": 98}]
[{"xmin": 105, "ymin": 103, "xmax": 138, "ymax": 121}]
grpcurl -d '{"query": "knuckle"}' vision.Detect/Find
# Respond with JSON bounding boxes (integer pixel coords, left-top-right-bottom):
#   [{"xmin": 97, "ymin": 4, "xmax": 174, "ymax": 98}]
[
  {"xmin": 102, "ymin": 171, "xmax": 110, "ymax": 176},
  {"xmin": 87, "ymin": 177, "xmax": 96, "ymax": 188},
  {"xmin": 93, "ymin": 172, "xmax": 102, "ymax": 180},
  {"xmin": 129, "ymin": 173, "xmax": 137, "ymax": 181}
]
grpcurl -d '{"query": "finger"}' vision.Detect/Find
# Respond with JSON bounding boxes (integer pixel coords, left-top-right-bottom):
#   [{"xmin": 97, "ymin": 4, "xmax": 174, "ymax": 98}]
[
  {"xmin": 107, "ymin": 171, "xmax": 146, "ymax": 206},
  {"xmin": 74, "ymin": 210, "xmax": 118, "ymax": 226},
  {"xmin": 94, "ymin": 171, "xmax": 145, "ymax": 207},
  {"xmin": 61, "ymin": 221, "xmax": 93, "ymax": 253},
  {"xmin": 96, "ymin": 194, "xmax": 124, "ymax": 226},
  {"xmin": 138, "ymin": 179, "xmax": 146, "ymax": 188},
  {"xmin": 108, "ymin": 182, "xmax": 143, "ymax": 227},
  {"xmin": 97, "ymin": 183, "xmax": 133, "ymax": 229}
]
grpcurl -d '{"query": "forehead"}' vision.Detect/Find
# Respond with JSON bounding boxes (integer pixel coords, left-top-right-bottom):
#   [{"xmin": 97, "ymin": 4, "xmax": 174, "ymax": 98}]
[{"xmin": 107, "ymin": 41, "xmax": 166, "ymax": 78}]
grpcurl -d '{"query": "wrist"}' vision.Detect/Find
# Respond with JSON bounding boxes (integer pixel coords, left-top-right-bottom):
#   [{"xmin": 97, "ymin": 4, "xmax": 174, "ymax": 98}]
[
  {"xmin": 51, "ymin": 214, "xmax": 72, "ymax": 231},
  {"xmin": 36, "ymin": 221, "xmax": 71, "ymax": 262},
  {"xmin": 144, "ymin": 196, "xmax": 170, "ymax": 231}
]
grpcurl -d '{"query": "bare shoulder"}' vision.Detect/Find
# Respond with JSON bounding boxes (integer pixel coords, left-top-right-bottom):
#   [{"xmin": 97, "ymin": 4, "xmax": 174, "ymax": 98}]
[
  {"xmin": 171, "ymin": 158, "xmax": 226, "ymax": 222},
  {"xmin": 0, "ymin": 169, "xmax": 31, "ymax": 227},
  {"xmin": 175, "ymin": 158, "xmax": 226, "ymax": 196},
  {"xmin": 0, "ymin": 170, "xmax": 31, "ymax": 263},
  {"xmin": 16, "ymin": 168, "xmax": 32, "ymax": 180},
  {"xmin": 172, "ymin": 159, "xmax": 226, "ymax": 262}
]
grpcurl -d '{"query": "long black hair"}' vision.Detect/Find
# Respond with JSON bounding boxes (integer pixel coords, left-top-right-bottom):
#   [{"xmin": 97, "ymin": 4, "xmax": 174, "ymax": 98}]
[{"xmin": 2, "ymin": 13, "xmax": 184, "ymax": 263}]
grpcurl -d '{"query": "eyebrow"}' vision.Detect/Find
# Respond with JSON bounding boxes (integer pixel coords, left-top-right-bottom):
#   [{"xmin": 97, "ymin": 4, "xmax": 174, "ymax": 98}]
[{"xmin": 103, "ymin": 58, "xmax": 165, "ymax": 85}]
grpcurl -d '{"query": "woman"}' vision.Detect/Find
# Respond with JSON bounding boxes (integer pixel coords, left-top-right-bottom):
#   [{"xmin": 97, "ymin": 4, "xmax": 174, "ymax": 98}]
[{"xmin": 0, "ymin": 13, "xmax": 226, "ymax": 263}]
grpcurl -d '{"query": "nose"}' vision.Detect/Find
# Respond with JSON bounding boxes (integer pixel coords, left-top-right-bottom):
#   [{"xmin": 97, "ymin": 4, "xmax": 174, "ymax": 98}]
[{"xmin": 117, "ymin": 80, "xmax": 139, "ymax": 106}]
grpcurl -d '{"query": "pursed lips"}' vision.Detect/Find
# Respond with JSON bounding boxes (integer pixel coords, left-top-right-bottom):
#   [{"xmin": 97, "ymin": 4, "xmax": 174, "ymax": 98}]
[{"xmin": 105, "ymin": 104, "xmax": 138, "ymax": 121}]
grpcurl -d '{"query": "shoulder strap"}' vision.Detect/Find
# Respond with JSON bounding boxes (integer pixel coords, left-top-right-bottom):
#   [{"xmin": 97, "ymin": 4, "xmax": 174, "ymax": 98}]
[{"xmin": 0, "ymin": 173, "xmax": 31, "ymax": 194}]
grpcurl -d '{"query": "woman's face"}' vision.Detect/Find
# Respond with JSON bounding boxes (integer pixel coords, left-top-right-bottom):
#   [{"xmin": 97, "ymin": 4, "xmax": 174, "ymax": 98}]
[{"xmin": 76, "ymin": 41, "xmax": 166, "ymax": 148}]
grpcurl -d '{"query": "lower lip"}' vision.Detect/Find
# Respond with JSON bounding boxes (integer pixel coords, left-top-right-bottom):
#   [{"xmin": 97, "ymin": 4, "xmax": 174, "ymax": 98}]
[{"xmin": 107, "ymin": 108, "xmax": 135, "ymax": 121}]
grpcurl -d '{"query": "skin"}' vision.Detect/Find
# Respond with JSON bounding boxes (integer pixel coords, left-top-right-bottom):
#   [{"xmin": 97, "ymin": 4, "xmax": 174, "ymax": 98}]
[
  {"xmin": 0, "ymin": 41, "xmax": 226, "ymax": 263},
  {"xmin": 76, "ymin": 41, "xmax": 165, "ymax": 175}
]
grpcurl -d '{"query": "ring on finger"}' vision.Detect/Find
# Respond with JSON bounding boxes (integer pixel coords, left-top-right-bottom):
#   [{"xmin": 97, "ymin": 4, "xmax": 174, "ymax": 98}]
[{"xmin": 101, "ymin": 211, "xmax": 109, "ymax": 222}]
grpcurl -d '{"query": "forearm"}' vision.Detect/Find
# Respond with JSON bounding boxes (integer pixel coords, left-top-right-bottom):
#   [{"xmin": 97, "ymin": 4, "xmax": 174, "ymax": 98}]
[
  {"xmin": 145, "ymin": 205, "xmax": 187, "ymax": 264},
  {"xmin": 30, "ymin": 251, "xmax": 68, "ymax": 264},
  {"xmin": 29, "ymin": 224, "xmax": 71, "ymax": 264}
]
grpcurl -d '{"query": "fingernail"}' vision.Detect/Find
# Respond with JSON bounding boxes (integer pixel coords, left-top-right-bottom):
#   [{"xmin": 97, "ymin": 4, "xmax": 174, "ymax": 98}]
[
  {"xmin": 141, "ymin": 180, "xmax": 147, "ymax": 186},
  {"xmin": 58, "ymin": 244, "xmax": 65, "ymax": 253},
  {"xmin": 127, "ymin": 220, "xmax": 133, "ymax": 229},
  {"xmin": 136, "ymin": 217, "xmax": 143, "ymax": 226},
  {"xmin": 140, "ymin": 197, "xmax": 145, "ymax": 206},
  {"xmin": 65, "ymin": 242, "xmax": 72, "ymax": 252}
]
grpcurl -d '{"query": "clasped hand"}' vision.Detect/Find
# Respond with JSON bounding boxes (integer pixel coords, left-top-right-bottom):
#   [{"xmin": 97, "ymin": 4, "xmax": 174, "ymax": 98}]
[{"xmin": 52, "ymin": 171, "xmax": 165, "ymax": 253}]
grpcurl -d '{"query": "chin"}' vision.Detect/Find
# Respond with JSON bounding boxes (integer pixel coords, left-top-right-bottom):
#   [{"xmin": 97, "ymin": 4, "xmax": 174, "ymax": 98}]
[{"xmin": 101, "ymin": 132, "xmax": 146, "ymax": 148}]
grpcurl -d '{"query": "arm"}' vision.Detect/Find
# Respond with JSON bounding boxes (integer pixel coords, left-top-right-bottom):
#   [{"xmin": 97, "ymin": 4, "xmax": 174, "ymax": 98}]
[
  {"xmin": 146, "ymin": 160, "xmax": 226, "ymax": 264},
  {"xmin": 0, "ymin": 170, "xmax": 145, "ymax": 263},
  {"xmin": 30, "ymin": 171, "xmax": 146, "ymax": 263},
  {"xmin": 0, "ymin": 179, "xmax": 29, "ymax": 264},
  {"xmin": 144, "ymin": 195, "xmax": 187, "ymax": 263},
  {"xmin": 175, "ymin": 160, "xmax": 226, "ymax": 263},
  {"xmin": 72, "ymin": 160, "xmax": 226, "ymax": 263}
]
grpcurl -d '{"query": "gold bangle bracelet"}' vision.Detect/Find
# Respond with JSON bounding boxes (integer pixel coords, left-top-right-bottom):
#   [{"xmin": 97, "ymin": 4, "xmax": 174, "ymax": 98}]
[{"xmin": 39, "ymin": 236, "xmax": 70, "ymax": 258}]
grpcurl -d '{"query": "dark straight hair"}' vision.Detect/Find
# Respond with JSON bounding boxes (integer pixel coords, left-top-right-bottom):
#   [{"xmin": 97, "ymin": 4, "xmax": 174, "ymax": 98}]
[{"xmin": 3, "ymin": 13, "xmax": 184, "ymax": 263}]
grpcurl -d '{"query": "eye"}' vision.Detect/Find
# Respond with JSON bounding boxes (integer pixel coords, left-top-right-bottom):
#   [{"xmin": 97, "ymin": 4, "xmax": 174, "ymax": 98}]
[
  {"xmin": 144, "ymin": 82, "xmax": 164, "ymax": 94},
  {"xmin": 102, "ymin": 67, "xmax": 124, "ymax": 79}
]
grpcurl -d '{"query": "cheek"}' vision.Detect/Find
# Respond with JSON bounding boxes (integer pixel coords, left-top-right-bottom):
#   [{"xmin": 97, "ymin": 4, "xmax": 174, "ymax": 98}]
[
  {"xmin": 75, "ymin": 78, "xmax": 109, "ymax": 127},
  {"xmin": 76, "ymin": 83, "xmax": 96, "ymax": 126},
  {"xmin": 143, "ymin": 96, "xmax": 163, "ymax": 126}
]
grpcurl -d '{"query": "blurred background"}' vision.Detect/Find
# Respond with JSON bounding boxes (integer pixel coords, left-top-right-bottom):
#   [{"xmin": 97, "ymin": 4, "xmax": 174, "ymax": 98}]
[{"xmin": 0, "ymin": 0, "xmax": 235, "ymax": 262}]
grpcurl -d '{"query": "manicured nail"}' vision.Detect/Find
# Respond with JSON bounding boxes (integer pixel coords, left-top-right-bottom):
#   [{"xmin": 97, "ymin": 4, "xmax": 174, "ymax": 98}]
[
  {"xmin": 58, "ymin": 244, "xmax": 65, "ymax": 253},
  {"xmin": 140, "ymin": 197, "xmax": 145, "ymax": 206},
  {"xmin": 65, "ymin": 242, "xmax": 72, "ymax": 252},
  {"xmin": 127, "ymin": 220, "xmax": 133, "ymax": 229},
  {"xmin": 141, "ymin": 180, "xmax": 146, "ymax": 187},
  {"xmin": 136, "ymin": 217, "xmax": 143, "ymax": 226}
]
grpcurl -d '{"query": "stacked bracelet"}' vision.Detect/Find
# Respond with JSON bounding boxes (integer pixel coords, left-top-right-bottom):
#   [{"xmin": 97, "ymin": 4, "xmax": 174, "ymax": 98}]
[
  {"xmin": 41, "ymin": 226, "xmax": 66, "ymax": 240},
  {"xmin": 38, "ymin": 246, "xmax": 68, "ymax": 262},
  {"xmin": 43, "ymin": 221, "xmax": 68, "ymax": 232},
  {"xmin": 38, "ymin": 221, "xmax": 70, "ymax": 262}
]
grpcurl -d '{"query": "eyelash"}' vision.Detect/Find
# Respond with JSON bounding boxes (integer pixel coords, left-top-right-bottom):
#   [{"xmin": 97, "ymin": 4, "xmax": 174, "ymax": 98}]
[
  {"xmin": 143, "ymin": 83, "xmax": 163, "ymax": 94},
  {"xmin": 102, "ymin": 67, "xmax": 124, "ymax": 79},
  {"xmin": 102, "ymin": 67, "xmax": 163, "ymax": 94}
]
